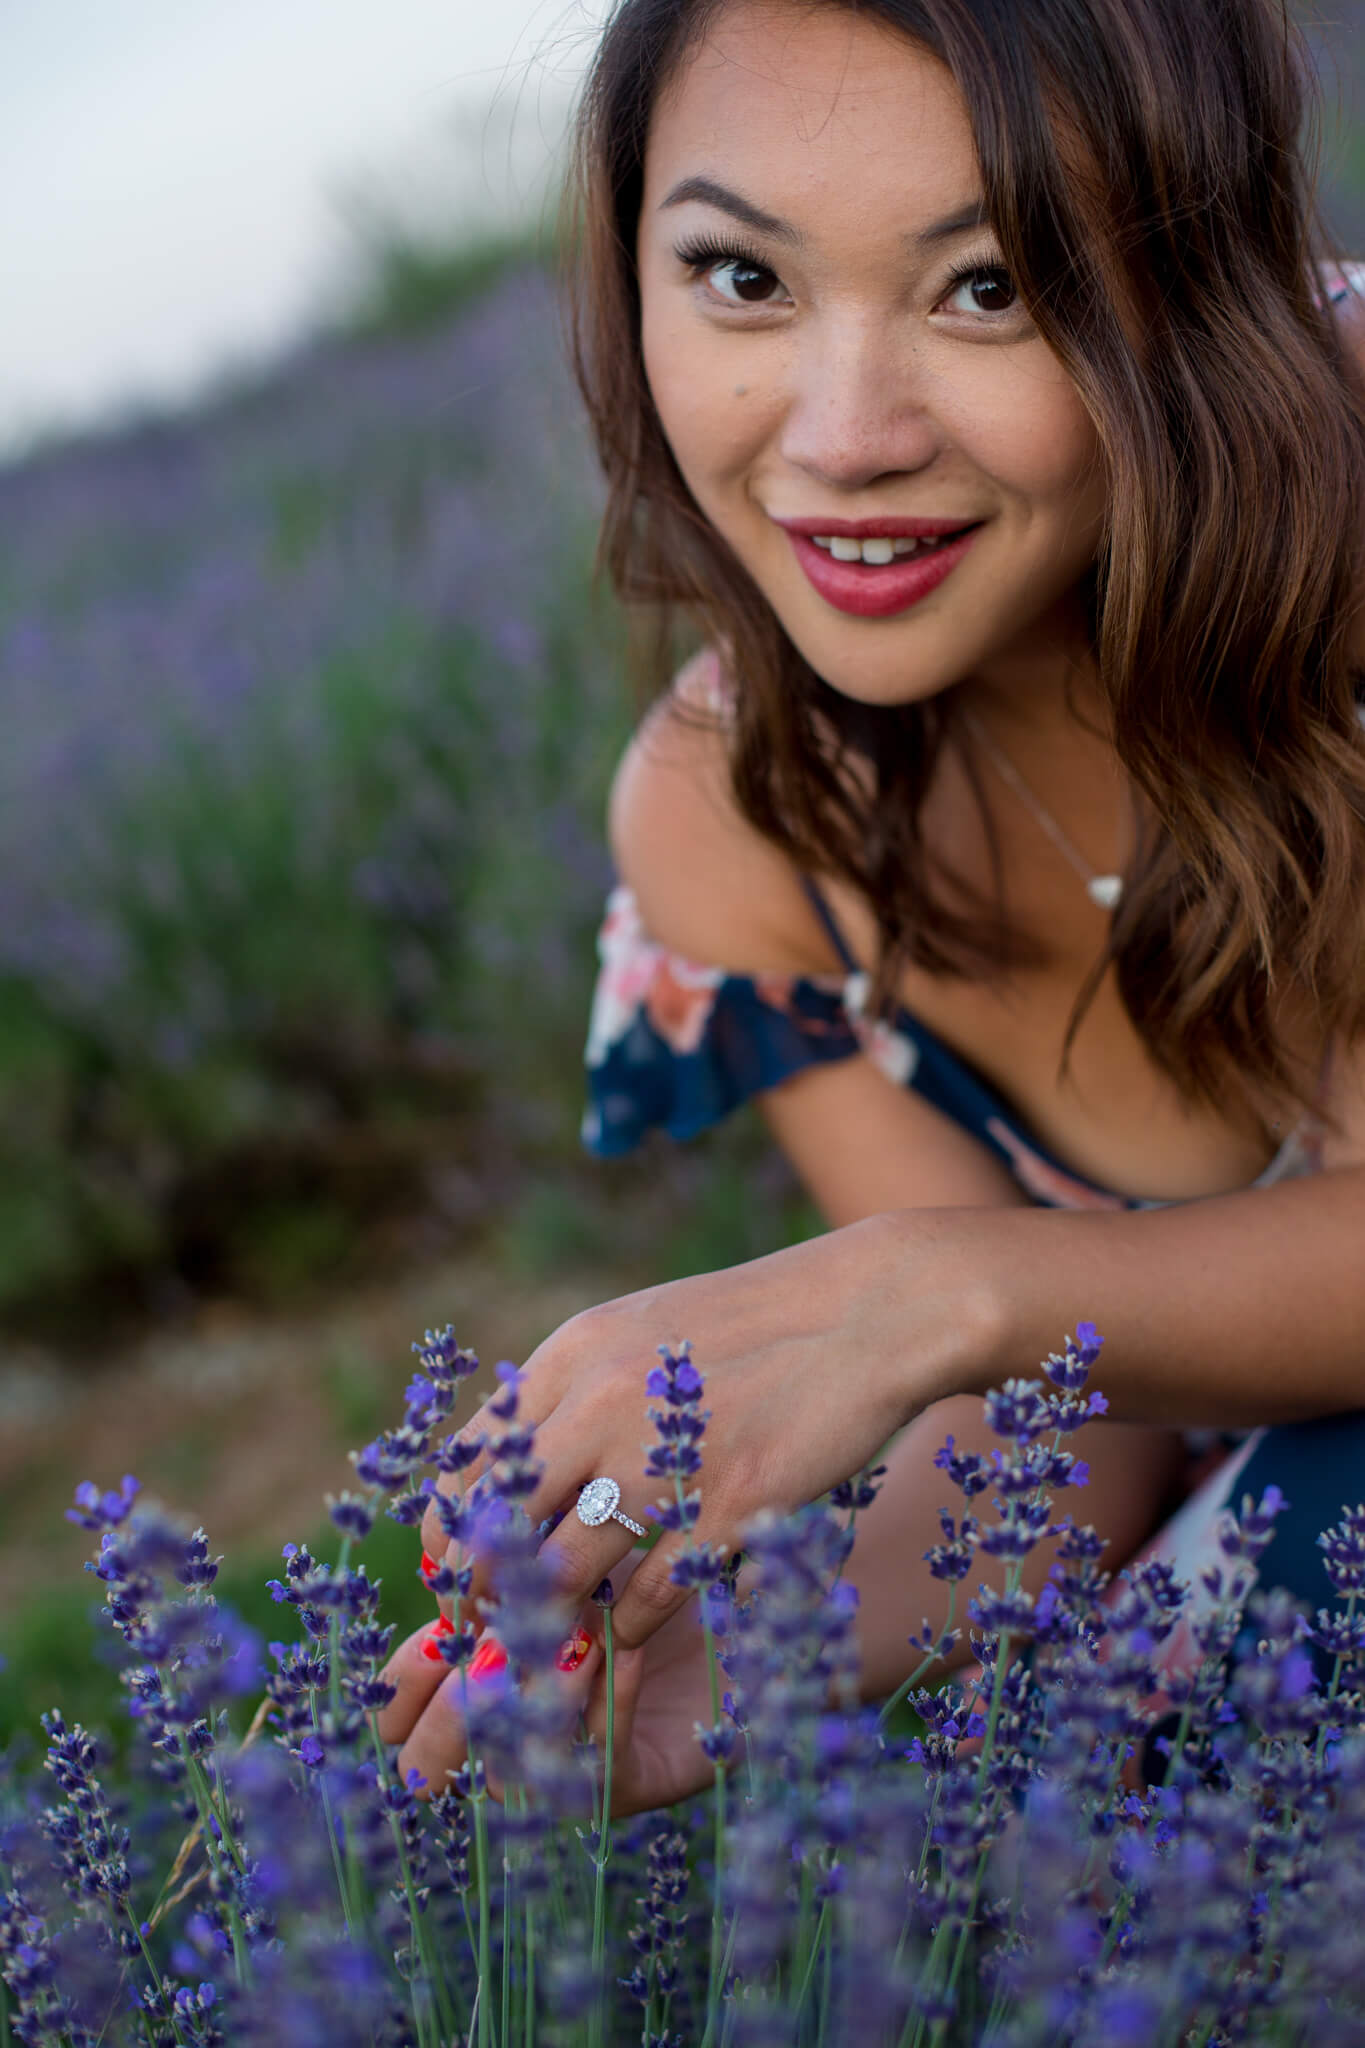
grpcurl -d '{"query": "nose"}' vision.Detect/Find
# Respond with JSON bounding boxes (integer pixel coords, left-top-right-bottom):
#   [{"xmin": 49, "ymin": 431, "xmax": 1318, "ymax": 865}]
[{"xmin": 776, "ymin": 314, "xmax": 943, "ymax": 491}]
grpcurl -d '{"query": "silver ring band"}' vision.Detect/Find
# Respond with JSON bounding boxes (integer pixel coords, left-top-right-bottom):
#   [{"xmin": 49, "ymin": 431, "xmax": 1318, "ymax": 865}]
[{"xmin": 575, "ymin": 1476, "xmax": 647, "ymax": 1540}]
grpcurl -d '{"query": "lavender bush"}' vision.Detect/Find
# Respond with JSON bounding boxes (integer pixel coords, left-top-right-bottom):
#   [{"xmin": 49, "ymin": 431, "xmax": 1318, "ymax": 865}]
[
  {"xmin": 0, "ymin": 263, "xmax": 634, "ymax": 1317},
  {"xmin": 4, "ymin": 1318, "xmax": 1365, "ymax": 2045}
]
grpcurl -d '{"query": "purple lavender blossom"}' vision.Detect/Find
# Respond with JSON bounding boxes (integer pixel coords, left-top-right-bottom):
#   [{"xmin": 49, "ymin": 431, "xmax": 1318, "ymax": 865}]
[{"xmin": 25, "ymin": 1312, "xmax": 1365, "ymax": 2044}]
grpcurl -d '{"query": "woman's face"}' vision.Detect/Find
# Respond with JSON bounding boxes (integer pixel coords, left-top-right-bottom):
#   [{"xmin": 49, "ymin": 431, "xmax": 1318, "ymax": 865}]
[{"xmin": 637, "ymin": 0, "xmax": 1109, "ymax": 710}]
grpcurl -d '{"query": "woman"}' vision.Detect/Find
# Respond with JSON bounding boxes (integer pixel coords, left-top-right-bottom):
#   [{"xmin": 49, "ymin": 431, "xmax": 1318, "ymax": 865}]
[{"xmin": 379, "ymin": 0, "xmax": 1365, "ymax": 1812}]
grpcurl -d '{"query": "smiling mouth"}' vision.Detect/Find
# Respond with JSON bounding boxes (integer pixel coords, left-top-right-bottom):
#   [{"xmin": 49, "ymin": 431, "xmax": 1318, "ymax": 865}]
[
  {"xmin": 809, "ymin": 532, "xmax": 968, "ymax": 565},
  {"xmin": 776, "ymin": 519, "xmax": 985, "ymax": 618},
  {"xmin": 772, "ymin": 517, "xmax": 985, "ymax": 566}
]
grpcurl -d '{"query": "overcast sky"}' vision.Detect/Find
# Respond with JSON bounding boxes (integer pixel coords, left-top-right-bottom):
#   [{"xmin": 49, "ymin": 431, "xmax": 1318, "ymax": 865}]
[{"xmin": 0, "ymin": 0, "xmax": 608, "ymax": 455}]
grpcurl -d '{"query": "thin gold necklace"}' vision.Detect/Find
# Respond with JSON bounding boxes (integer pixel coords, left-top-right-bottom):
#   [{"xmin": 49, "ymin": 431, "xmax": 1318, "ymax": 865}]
[{"xmin": 960, "ymin": 707, "xmax": 1125, "ymax": 911}]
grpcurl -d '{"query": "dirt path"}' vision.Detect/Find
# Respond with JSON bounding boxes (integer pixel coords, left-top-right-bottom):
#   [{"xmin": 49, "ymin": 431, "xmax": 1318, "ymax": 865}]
[{"xmin": 0, "ymin": 1250, "xmax": 642, "ymax": 1612}]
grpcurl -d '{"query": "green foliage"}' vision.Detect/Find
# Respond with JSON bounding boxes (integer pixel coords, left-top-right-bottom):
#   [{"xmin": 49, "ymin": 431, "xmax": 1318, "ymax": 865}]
[
  {"xmin": 0, "ymin": 1508, "xmax": 435, "ymax": 1758},
  {"xmin": 0, "ymin": 258, "xmax": 635, "ymax": 1328},
  {"xmin": 654, "ymin": 1155, "xmax": 825, "ymax": 1281},
  {"xmin": 344, "ymin": 224, "xmax": 554, "ymax": 340}
]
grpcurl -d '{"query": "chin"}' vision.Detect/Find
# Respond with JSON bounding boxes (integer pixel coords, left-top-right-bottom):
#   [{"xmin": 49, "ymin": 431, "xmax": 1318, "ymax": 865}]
[{"xmin": 775, "ymin": 616, "xmax": 974, "ymax": 711}]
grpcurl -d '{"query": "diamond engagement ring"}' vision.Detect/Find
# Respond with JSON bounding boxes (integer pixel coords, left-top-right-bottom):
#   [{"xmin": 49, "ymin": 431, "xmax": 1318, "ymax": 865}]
[{"xmin": 575, "ymin": 1476, "xmax": 648, "ymax": 1539}]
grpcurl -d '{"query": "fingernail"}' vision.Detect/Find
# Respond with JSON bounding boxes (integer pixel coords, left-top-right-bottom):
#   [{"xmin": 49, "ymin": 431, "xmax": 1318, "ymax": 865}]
[
  {"xmin": 420, "ymin": 1551, "xmax": 440, "ymax": 1582},
  {"xmin": 418, "ymin": 1615, "xmax": 455, "ymax": 1661},
  {"xmin": 468, "ymin": 1635, "xmax": 508, "ymax": 1682},
  {"xmin": 555, "ymin": 1627, "xmax": 592, "ymax": 1673}
]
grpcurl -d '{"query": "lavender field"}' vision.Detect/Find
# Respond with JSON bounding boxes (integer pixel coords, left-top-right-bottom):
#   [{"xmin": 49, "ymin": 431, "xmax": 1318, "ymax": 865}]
[
  {"xmin": 0, "ymin": 259, "xmax": 663, "ymax": 1336},
  {"xmin": 0, "ymin": 246, "xmax": 819, "ymax": 1740}
]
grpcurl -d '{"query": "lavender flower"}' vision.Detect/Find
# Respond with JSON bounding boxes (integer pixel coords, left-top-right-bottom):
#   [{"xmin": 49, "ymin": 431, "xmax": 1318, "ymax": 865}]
[{"xmin": 21, "ymin": 1310, "xmax": 1365, "ymax": 2046}]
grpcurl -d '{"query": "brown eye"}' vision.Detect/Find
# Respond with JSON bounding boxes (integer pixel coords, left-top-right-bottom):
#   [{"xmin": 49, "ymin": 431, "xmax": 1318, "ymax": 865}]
[
  {"xmin": 708, "ymin": 257, "xmax": 787, "ymax": 306},
  {"xmin": 944, "ymin": 265, "xmax": 1017, "ymax": 315}
]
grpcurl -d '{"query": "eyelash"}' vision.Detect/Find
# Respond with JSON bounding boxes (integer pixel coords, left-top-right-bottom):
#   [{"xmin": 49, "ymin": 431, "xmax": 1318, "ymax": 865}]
[
  {"xmin": 672, "ymin": 235, "xmax": 1019, "ymax": 317},
  {"xmin": 673, "ymin": 233, "xmax": 776, "ymax": 285}
]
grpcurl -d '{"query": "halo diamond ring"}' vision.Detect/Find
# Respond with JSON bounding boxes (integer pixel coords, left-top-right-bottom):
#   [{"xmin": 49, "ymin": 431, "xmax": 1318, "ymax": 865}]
[{"xmin": 575, "ymin": 1476, "xmax": 647, "ymax": 1539}]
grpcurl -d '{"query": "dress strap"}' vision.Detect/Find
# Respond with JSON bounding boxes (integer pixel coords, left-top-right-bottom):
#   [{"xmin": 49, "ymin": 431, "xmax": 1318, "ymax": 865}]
[{"xmin": 800, "ymin": 877, "xmax": 861, "ymax": 973}]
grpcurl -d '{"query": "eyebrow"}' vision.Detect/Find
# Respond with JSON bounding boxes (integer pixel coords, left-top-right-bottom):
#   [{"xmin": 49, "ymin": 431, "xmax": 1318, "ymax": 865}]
[
  {"xmin": 658, "ymin": 176, "xmax": 990, "ymax": 251},
  {"xmin": 660, "ymin": 176, "xmax": 802, "ymax": 244},
  {"xmin": 911, "ymin": 199, "xmax": 991, "ymax": 247}
]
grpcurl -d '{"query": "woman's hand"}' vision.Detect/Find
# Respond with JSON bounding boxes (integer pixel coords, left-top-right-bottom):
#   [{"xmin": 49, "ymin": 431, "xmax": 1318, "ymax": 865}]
[
  {"xmin": 420, "ymin": 1210, "xmax": 986, "ymax": 1664},
  {"xmin": 378, "ymin": 1550, "xmax": 727, "ymax": 1816}
]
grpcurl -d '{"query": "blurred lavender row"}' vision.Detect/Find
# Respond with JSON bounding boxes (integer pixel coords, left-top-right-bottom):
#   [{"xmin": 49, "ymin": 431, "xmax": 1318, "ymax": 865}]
[{"xmin": 0, "ymin": 261, "xmax": 631, "ymax": 1326}]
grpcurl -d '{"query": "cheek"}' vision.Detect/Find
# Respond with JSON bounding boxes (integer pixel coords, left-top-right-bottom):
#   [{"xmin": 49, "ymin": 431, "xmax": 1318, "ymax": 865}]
[
  {"xmin": 943, "ymin": 358, "xmax": 1104, "ymax": 524},
  {"xmin": 642, "ymin": 301, "xmax": 777, "ymax": 499}
]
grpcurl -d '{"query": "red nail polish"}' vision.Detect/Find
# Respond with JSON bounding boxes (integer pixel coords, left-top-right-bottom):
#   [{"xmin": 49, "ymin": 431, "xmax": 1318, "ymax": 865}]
[
  {"xmin": 420, "ymin": 1551, "xmax": 439, "ymax": 1582},
  {"xmin": 468, "ymin": 1636, "xmax": 508, "ymax": 1682},
  {"xmin": 418, "ymin": 1615, "xmax": 455, "ymax": 1661},
  {"xmin": 555, "ymin": 1627, "xmax": 592, "ymax": 1673}
]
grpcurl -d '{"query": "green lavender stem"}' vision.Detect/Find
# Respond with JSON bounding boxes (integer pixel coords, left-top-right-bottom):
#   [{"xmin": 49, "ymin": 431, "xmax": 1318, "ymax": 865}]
[
  {"xmin": 367, "ymin": 1740, "xmax": 441, "ymax": 2048},
  {"xmin": 698, "ymin": 1593, "xmax": 728, "ymax": 2019},
  {"xmin": 792, "ymin": 1896, "xmax": 830, "ymax": 2026},
  {"xmin": 501, "ymin": 1835, "xmax": 512, "ymax": 2048},
  {"xmin": 178, "ymin": 1750, "xmax": 251, "ymax": 1986},
  {"xmin": 516, "ymin": 1785, "xmax": 537, "ymax": 2048},
  {"xmin": 129, "ymin": 1916, "xmax": 191, "ymax": 2048},
  {"xmin": 587, "ymin": 1605, "xmax": 616, "ymax": 2048},
  {"xmin": 465, "ymin": 1700, "xmax": 495, "ymax": 2048},
  {"xmin": 877, "ymin": 1586, "xmax": 959, "ymax": 1732}
]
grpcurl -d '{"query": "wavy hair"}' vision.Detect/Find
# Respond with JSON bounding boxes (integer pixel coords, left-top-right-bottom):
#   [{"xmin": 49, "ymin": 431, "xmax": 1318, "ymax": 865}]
[{"xmin": 567, "ymin": 0, "xmax": 1365, "ymax": 1123}]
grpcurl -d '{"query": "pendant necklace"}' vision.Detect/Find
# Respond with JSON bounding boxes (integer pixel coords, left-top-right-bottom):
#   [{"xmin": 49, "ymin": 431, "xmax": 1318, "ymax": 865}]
[{"xmin": 960, "ymin": 707, "xmax": 1126, "ymax": 911}]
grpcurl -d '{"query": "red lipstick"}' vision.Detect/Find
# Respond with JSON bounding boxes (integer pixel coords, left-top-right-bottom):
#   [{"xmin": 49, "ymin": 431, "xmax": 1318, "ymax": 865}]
[{"xmin": 772, "ymin": 515, "xmax": 983, "ymax": 619}]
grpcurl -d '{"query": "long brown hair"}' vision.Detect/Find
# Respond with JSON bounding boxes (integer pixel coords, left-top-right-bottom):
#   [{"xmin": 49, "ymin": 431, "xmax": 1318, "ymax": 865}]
[{"xmin": 567, "ymin": 0, "xmax": 1365, "ymax": 1124}]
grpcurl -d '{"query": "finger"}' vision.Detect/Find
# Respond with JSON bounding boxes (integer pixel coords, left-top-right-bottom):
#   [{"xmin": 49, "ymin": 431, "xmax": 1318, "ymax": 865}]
[
  {"xmin": 397, "ymin": 1666, "xmax": 476, "ymax": 1801},
  {"xmin": 607, "ymin": 1526, "xmax": 736, "ymax": 1654},
  {"xmin": 419, "ymin": 1430, "xmax": 497, "ymax": 1578},
  {"xmin": 397, "ymin": 1627, "xmax": 510, "ymax": 1798},
  {"xmin": 524, "ymin": 1507, "xmax": 644, "ymax": 1637},
  {"xmin": 377, "ymin": 1614, "xmax": 474, "ymax": 1745},
  {"xmin": 430, "ymin": 1322, "xmax": 585, "ymax": 1515},
  {"xmin": 419, "ymin": 1374, "xmax": 567, "ymax": 1610},
  {"xmin": 438, "ymin": 1445, "xmax": 597, "ymax": 1638},
  {"xmin": 397, "ymin": 1623, "xmax": 603, "ymax": 1802}
]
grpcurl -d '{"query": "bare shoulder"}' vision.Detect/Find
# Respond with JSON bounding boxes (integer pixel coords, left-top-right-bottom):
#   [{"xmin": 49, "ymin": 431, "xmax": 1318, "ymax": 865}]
[{"xmin": 607, "ymin": 649, "xmax": 839, "ymax": 975}]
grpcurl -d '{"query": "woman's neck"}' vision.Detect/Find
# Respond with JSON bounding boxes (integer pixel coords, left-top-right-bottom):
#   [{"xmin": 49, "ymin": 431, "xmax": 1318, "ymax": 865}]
[{"xmin": 950, "ymin": 593, "xmax": 1107, "ymax": 750}]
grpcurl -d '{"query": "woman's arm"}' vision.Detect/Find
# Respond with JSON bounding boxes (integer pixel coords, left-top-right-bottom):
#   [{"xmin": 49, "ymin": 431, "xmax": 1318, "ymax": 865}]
[
  {"xmin": 418, "ymin": 691, "xmax": 1364, "ymax": 1674},
  {"xmin": 613, "ymin": 669, "xmax": 1365, "ymax": 1432},
  {"xmin": 912, "ymin": 1145, "xmax": 1365, "ymax": 1430},
  {"xmin": 757, "ymin": 1055, "xmax": 1026, "ymax": 1220}
]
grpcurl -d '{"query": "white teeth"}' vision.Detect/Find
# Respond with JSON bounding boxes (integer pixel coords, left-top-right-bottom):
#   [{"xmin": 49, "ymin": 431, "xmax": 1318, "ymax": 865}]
[{"xmin": 810, "ymin": 533, "xmax": 954, "ymax": 563}]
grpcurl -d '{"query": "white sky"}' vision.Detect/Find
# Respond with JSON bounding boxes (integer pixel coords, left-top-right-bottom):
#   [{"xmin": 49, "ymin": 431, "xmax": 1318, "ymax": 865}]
[{"xmin": 0, "ymin": 0, "xmax": 609, "ymax": 455}]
